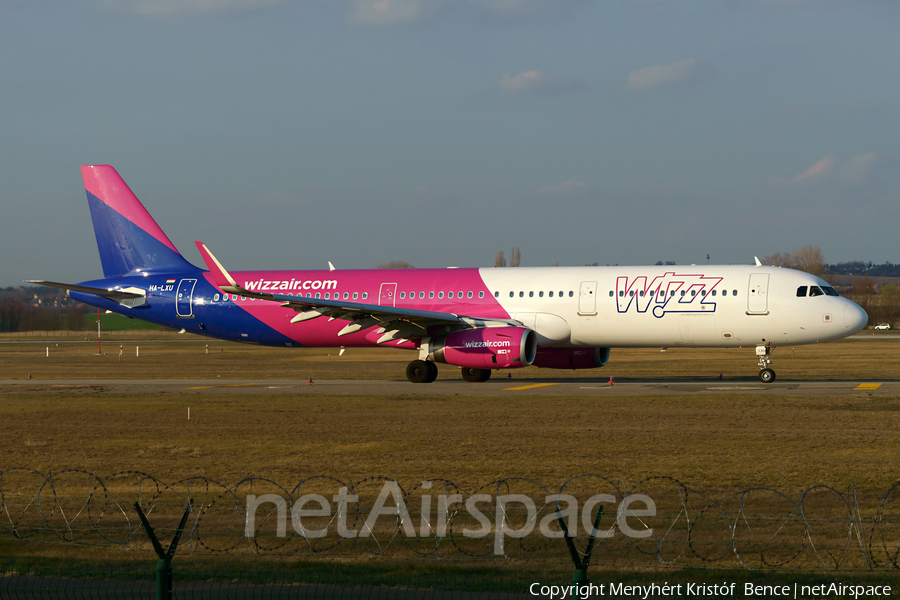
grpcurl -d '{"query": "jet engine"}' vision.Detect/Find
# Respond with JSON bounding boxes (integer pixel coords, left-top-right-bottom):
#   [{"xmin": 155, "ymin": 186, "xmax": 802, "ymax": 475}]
[
  {"xmin": 531, "ymin": 347, "xmax": 610, "ymax": 369},
  {"xmin": 430, "ymin": 327, "xmax": 537, "ymax": 369}
]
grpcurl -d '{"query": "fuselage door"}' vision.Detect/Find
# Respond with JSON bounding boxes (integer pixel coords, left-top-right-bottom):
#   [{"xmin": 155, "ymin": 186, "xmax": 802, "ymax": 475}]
[
  {"xmin": 176, "ymin": 278, "xmax": 197, "ymax": 318},
  {"xmin": 379, "ymin": 283, "xmax": 398, "ymax": 307},
  {"xmin": 747, "ymin": 273, "xmax": 769, "ymax": 314},
  {"xmin": 578, "ymin": 281, "xmax": 598, "ymax": 315}
]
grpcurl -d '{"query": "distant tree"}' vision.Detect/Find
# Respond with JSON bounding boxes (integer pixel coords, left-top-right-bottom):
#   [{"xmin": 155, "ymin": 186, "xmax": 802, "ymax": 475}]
[
  {"xmin": 510, "ymin": 247, "xmax": 521, "ymax": 268},
  {"xmin": 494, "ymin": 251, "xmax": 506, "ymax": 268},
  {"xmin": 377, "ymin": 261, "xmax": 415, "ymax": 269},
  {"xmin": 879, "ymin": 283, "xmax": 900, "ymax": 326},
  {"xmin": 850, "ymin": 275, "xmax": 876, "ymax": 325},
  {"xmin": 552, "ymin": 261, "xmax": 560, "ymax": 267},
  {"xmin": 762, "ymin": 245, "xmax": 824, "ymax": 276},
  {"xmin": 655, "ymin": 261, "xmax": 664, "ymax": 266},
  {"xmin": 67, "ymin": 304, "xmax": 85, "ymax": 331},
  {"xmin": 792, "ymin": 245, "xmax": 825, "ymax": 277}
]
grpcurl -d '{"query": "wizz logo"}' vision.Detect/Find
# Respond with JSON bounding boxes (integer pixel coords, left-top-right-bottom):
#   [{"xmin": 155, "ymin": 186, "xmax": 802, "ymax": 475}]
[{"xmin": 616, "ymin": 272, "xmax": 723, "ymax": 318}]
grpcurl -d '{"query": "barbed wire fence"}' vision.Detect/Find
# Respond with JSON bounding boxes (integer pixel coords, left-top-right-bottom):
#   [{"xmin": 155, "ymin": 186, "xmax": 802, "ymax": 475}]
[{"xmin": 2, "ymin": 468, "xmax": 899, "ymax": 575}]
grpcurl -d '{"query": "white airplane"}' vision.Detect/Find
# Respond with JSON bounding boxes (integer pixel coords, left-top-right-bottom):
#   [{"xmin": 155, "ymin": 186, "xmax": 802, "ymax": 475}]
[{"xmin": 32, "ymin": 166, "xmax": 869, "ymax": 383}]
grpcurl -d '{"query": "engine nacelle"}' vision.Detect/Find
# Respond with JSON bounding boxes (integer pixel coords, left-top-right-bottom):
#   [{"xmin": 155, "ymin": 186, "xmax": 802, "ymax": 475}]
[
  {"xmin": 430, "ymin": 327, "xmax": 537, "ymax": 369},
  {"xmin": 531, "ymin": 347, "xmax": 611, "ymax": 370}
]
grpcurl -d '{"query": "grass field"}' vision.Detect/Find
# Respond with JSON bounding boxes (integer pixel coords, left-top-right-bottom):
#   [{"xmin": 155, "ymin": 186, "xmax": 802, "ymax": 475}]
[{"xmin": 1, "ymin": 335, "xmax": 899, "ymax": 584}]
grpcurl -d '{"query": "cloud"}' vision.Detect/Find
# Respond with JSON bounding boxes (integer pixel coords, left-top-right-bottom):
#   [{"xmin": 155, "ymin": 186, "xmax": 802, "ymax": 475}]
[
  {"xmin": 788, "ymin": 155, "xmax": 836, "ymax": 183},
  {"xmin": 625, "ymin": 59, "xmax": 698, "ymax": 92},
  {"xmin": 100, "ymin": 0, "xmax": 288, "ymax": 16},
  {"xmin": 346, "ymin": 0, "xmax": 433, "ymax": 25},
  {"xmin": 537, "ymin": 180, "xmax": 588, "ymax": 195},
  {"xmin": 499, "ymin": 70, "xmax": 587, "ymax": 95},
  {"xmin": 840, "ymin": 152, "xmax": 878, "ymax": 182},
  {"xmin": 483, "ymin": 0, "xmax": 586, "ymax": 16}
]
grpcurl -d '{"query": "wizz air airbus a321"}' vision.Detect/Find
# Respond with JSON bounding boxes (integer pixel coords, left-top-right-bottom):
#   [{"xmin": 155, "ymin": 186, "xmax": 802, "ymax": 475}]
[{"xmin": 30, "ymin": 166, "xmax": 868, "ymax": 384}]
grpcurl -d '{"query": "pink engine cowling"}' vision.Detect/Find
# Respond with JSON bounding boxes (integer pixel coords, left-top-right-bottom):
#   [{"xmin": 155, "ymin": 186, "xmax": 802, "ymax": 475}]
[
  {"xmin": 531, "ymin": 347, "xmax": 611, "ymax": 369},
  {"xmin": 430, "ymin": 327, "xmax": 537, "ymax": 369}
]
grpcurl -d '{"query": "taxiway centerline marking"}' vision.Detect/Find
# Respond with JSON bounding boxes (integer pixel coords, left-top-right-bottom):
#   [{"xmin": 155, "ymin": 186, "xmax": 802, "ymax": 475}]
[
  {"xmin": 854, "ymin": 383, "xmax": 882, "ymax": 390},
  {"xmin": 183, "ymin": 383, "xmax": 264, "ymax": 390},
  {"xmin": 503, "ymin": 383, "xmax": 558, "ymax": 391}
]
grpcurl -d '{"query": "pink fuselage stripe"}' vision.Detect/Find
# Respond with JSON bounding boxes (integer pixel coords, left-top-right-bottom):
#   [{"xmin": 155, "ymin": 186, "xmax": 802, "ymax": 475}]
[
  {"xmin": 81, "ymin": 165, "xmax": 180, "ymax": 254},
  {"xmin": 201, "ymin": 268, "xmax": 509, "ymax": 346}
]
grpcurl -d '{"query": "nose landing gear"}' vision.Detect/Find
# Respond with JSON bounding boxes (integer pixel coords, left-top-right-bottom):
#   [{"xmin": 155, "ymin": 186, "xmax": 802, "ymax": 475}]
[{"xmin": 756, "ymin": 345, "xmax": 776, "ymax": 383}]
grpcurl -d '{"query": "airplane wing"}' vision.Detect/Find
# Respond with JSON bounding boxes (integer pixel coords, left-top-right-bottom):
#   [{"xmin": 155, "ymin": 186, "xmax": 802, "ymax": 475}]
[
  {"xmin": 24, "ymin": 280, "xmax": 146, "ymax": 300},
  {"xmin": 194, "ymin": 242, "xmax": 518, "ymax": 343}
]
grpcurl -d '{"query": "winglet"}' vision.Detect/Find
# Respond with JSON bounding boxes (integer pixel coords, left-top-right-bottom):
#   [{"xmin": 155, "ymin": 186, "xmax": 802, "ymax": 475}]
[
  {"xmin": 754, "ymin": 256, "xmax": 762, "ymax": 266},
  {"xmin": 195, "ymin": 242, "xmax": 241, "ymax": 293}
]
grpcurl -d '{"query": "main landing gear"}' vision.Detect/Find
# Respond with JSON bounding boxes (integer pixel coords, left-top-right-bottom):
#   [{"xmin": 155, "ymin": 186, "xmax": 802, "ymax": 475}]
[
  {"xmin": 407, "ymin": 360, "xmax": 438, "ymax": 383},
  {"xmin": 461, "ymin": 367, "xmax": 491, "ymax": 382},
  {"xmin": 756, "ymin": 345, "xmax": 776, "ymax": 383},
  {"xmin": 405, "ymin": 361, "xmax": 493, "ymax": 383}
]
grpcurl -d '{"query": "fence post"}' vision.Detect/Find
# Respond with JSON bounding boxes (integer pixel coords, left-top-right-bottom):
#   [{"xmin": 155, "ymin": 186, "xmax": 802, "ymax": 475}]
[
  {"xmin": 557, "ymin": 504, "xmax": 603, "ymax": 584},
  {"xmin": 133, "ymin": 499, "xmax": 193, "ymax": 600}
]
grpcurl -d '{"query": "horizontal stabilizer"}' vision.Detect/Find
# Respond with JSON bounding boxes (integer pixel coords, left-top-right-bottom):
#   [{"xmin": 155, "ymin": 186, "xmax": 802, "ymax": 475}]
[{"xmin": 25, "ymin": 280, "xmax": 145, "ymax": 300}]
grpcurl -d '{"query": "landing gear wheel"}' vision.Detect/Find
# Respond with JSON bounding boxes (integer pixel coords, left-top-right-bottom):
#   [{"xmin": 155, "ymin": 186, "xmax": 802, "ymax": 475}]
[
  {"xmin": 461, "ymin": 368, "xmax": 491, "ymax": 382},
  {"xmin": 425, "ymin": 361, "xmax": 438, "ymax": 383},
  {"xmin": 407, "ymin": 360, "xmax": 434, "ymax": 383},
  {"xmin": 759, "ymin": 368, "xmax": 776, "ymax": 383}
]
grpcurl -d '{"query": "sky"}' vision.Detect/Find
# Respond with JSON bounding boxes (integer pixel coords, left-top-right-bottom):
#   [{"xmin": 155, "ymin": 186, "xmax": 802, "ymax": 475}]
[{"xmin": 2, "ymin": 0, "xmax": 899, "ymax": 286}]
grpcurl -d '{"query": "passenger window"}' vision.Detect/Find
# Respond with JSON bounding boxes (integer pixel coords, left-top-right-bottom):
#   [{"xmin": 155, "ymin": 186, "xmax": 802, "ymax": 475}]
[
  {"xmin": 639, "ymin": 291, "xmax": 644, "ymax": 297},
  {"xmin": 509, "ymin": 291, "xmax": 513, "ymax": 298},
  {"xmin": 468, "ymin": 291, "xmax": 473, "ymax": 299},
  {"xmin": 429, "ymin": 291, "xmax": 434, "ymax": 299},
  {"xmin": 608, "ymin": 291, "xmax": 612, "ymax": 297},
  {"xmin": 233, "ymin": 295, "xmax": 238, "ymax": 300},
  {"xmin": 315, "ymin": 293, "xmax": 320, "ymax": 299},
  {"xmin": 809, "ymin": 286, "xmax": 824, "ymax": 297},
  {"xmin": 400, "ymin": 292, "xmax": 406, "ymax": 299},
  {"xmin": 670, "ymin": 290, "xmax": 676, "ymax": 297},
  {"xmin": 712, "ymin": 290, "xmax": 717, "ymax": 296},
  {"xmin": 479, "ymin": 291, "xmax": 484, "ymax": 299},
  {"xmin": 519, "ymin": 291, "xmax": 524, "ymax": 297},
  {"xmin": 439, "ymin": 292, "xmax": 444, "ymax": 299},
  {"xmin": 458, "ymin": 291, "xmax": 463, "ymax": 298},
  {"xmin": 343, "ymin": 292, "xmax": 349, "ymax": 300},
  {"xmin": 619, "ymin": 291, "xmax": 624, "ymax": 297},
  {"xmin": 649, "ymin": 290, "xmax": 655, "ymax": 296},
  {"xmin": 214, "ymin": 294, "xmax": 220, "ymax": 301},
  {"xmin": 732, "ymin": 290, "xmax": 737, "ymax": 296},
  {"xmin": 680, "ymin": 291, "xmax": 686, "ymax": 297},
  {"xmin": 796, "ymin": 286, "xmax": 808, "ymax": 297},
  {"xmin": 419, "ymin": 292, "xmax": 425, "ymax": 299},
  {"xmin": 240, "ymin": 296, "xmax": 246, "ymax": 301},
  {"xmin": 362, "ymin": 292, "xmax": 368, "ymax": 299},
  {"xmin": 529, "ymin": 291, "xmax": 534, "ymax": 298},
  {"xmin": 495, "ymin": 291, "xmax": 500, "ymax": 298},
  {"xmin": 324, "ymin": 293, "xmax": 330, "ymax": 299},
  {"xmin": 550, "ymin": 291, "xmax": 555, "ymax": 297},
  {"xmin": 449, "ymin": 291, "xmax": 454, "ymax": 299},
  {"xmin": 568, "ymin": 291, "xmax": 574, "ymax": 297},
  {"xmin": 691, "ymin": 290, "xmax": 696, "ymax": 297},
  {"xmin": 701, "ymin": 290, "xmax": 706, "ymax": 296}
]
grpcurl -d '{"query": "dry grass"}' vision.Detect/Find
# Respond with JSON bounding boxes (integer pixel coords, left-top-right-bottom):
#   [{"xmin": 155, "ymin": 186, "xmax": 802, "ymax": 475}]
[
  {"xmin": 1, "ymin": 335, "xmax": 899, "ymax": 578},
  {"xmin": 1, "ymin": 333, "xmax": 899, "ymax": 382}
]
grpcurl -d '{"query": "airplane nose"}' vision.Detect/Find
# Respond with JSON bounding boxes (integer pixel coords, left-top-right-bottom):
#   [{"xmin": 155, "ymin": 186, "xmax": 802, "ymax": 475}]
[{"xmin": 844, "ymin": 301, "xmax": 868, "ymax": 334}]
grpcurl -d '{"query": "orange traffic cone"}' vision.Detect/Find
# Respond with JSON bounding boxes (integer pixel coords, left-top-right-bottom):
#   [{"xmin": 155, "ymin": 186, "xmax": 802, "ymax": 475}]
[
  {"xmin": 27, "ymin": 374, "xmax": 32, "ymax": 380},
  {"xmin": 608, "ymin": 376, "xmax": 614, "ymax": 385},
  {"xmin": 308, "ymin": 376, "xmax": 313, "ymax": 385}
]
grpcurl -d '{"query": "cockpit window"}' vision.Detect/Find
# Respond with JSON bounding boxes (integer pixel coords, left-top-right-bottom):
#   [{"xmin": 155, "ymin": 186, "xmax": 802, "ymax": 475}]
[
  {"xmin": 809, "ymin": 286, "xmax": 824, "ymax": 297},
  {"xmin": 796, "ymin": 286, "xmax": 807, "ymax": 297},
  {"xmin": 823, "ymin": 286, "xmax": 840, "ymax": 297}
]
